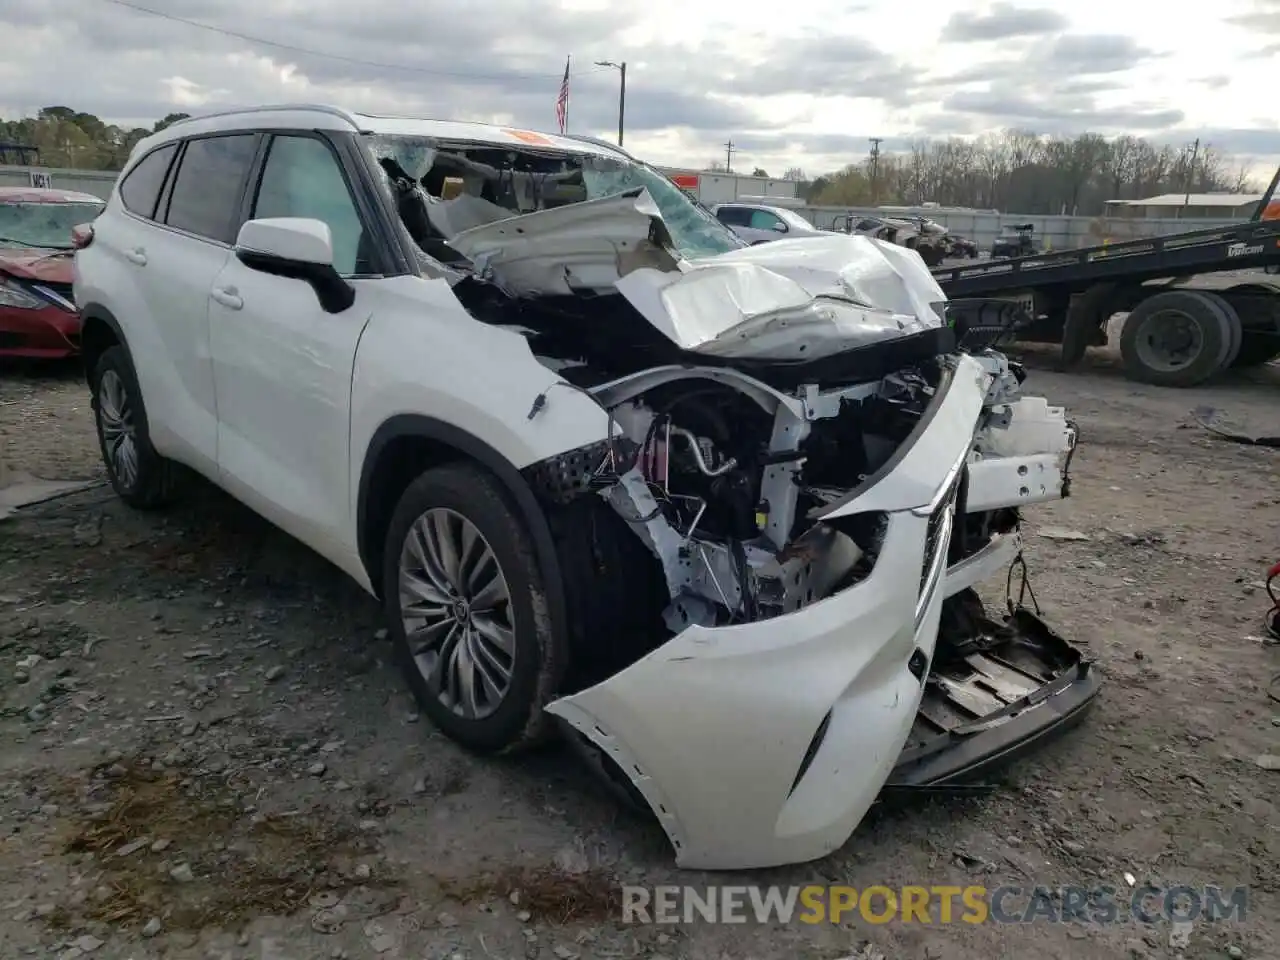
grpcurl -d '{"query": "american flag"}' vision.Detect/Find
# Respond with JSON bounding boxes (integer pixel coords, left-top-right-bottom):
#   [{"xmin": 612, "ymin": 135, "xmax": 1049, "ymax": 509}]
[{"xmin": 555, "ymin": 56, "xmax": 570, "ymax": 133}]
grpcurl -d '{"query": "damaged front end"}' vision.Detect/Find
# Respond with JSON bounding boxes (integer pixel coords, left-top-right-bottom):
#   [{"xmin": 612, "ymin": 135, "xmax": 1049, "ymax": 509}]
[
  {"xmin": 524, "ymin": 345, "xmax": 1093, "ymax": 870},
  {"xmin": 370, "ymin": 143, "xmax": 1096, "ymax": 869}
]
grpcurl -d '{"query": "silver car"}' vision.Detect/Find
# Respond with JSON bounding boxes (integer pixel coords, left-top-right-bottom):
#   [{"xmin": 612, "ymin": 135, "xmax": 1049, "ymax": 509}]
[{"xmin": 712, "ymin": 202, "xmax": 823, "ymax": 244}]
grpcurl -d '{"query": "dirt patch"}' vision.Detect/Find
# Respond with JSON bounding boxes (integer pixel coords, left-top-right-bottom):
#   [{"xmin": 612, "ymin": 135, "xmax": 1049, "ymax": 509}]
[
  {"xmin": 51, "ymin": 762, "xmax": 390, "ymax": 931},
  {"xmin": 440, "ymin": 866, "xmax": 622, "ymax": 925}
]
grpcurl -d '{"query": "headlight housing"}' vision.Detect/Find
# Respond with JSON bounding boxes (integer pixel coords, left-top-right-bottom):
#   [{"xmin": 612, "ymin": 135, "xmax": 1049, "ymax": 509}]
[{"xmin": 0, "ymin": 276, "xmax": 48, "ymax": 310}]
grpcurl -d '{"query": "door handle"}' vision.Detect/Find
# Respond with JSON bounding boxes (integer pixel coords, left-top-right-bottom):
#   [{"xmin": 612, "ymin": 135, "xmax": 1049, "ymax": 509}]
[
  {"xmin": 210, "ymin": 286, "xmax": 243, "ymax": 310},
  {"xmin": 124, "ymin": 248, "xmax": 147, "ymax": 266}
]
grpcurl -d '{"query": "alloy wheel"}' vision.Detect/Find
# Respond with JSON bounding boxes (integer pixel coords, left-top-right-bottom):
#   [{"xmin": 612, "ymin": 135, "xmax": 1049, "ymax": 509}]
[
  {"xmin": 398, "ymin": 507, "xmax": 516, "ymax": 720},
  {"xmin": 98, "ymin": 369, "xmax": 139, "ymax": 490}
]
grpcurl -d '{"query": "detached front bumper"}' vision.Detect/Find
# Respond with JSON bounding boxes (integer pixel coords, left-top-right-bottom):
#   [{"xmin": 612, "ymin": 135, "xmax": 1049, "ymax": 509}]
[
  {"xmin": 549, "ymin": 503, "xmax": 957, "ymax": 870},
  {"xmin": 548, "ymin": 355, "xmax": 989, "ymax": 871},
  {"xmin": 548, "ymin": 355, "xmax": 1096, "ymax": 871}
]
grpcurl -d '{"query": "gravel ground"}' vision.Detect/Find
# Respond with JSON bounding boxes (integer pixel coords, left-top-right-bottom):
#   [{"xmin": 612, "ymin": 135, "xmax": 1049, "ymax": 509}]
[{"xmin": 1, "ymin": 347, "xmax": 1278, "ymax": 960}]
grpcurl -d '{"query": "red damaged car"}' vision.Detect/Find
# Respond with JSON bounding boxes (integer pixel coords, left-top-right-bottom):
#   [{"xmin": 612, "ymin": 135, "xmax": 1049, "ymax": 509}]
[{"xmin": 0, "ymin": 186, "xmax": 105, "ymax": 358}]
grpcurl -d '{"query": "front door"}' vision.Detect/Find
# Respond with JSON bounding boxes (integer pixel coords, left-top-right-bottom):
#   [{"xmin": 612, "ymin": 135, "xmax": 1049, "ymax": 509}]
[{"xmin": 208, "ymin": 132, "xmax": 374, "ymax": 566}]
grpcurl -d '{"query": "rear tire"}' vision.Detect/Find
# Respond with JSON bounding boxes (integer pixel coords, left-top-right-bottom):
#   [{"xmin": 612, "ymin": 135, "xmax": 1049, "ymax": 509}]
[
  {"xmin": 382, "ymin": 463, "xmax": 568, "ymax": 755},
  {"xmin": 1118, "ymin": 290, "xmax": 1236, "ymax": 387},
  {"xmin": 90, "ymin": 345, "xmax": 180, "ymax": 509}
]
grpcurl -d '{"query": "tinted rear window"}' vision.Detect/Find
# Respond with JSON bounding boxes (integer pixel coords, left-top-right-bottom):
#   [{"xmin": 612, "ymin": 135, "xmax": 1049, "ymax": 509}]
[
  {"xmin": 164, "ymin": 135, "xmax": 257, "ymax": 243},
  {"xmin": 119, "ymin": 143, "xmax": 178, "ymax": 219}
]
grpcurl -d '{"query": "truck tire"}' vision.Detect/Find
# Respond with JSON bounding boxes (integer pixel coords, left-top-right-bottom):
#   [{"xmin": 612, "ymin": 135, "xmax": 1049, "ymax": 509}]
[
  {"xmin": 1197, "ymin": 290, "xmax": 1244, "ymax": 368},
  {"xmin": 1119, "ymin": 290, "xmax": 1238, "ymax": 387}
]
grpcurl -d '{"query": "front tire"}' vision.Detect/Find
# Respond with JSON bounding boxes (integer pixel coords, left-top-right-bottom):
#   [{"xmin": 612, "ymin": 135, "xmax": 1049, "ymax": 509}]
[
  {"xmin": 90, "ymin": 345, "xmax": 180, "ymax": 508},
  {"xmin": 382, "ymin": 463, "xmax": 567, "ymax": 755}
]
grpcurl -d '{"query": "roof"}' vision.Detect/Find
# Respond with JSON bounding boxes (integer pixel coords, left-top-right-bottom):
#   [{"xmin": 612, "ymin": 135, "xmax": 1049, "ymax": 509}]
[
  {"xmin": 132, "ymin": 104, "xmax": 627, "ymax": 163},
  {"xmin": 0, "ymin": 186, "xmax": 104, "ymax": 204},
  {"xmin": 1105, "ymin": 193, "xmax": 1263, "ymax": 208}
]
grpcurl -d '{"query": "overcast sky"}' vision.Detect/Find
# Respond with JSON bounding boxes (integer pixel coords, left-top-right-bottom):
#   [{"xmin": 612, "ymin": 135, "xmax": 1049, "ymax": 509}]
[{"xmin": 2, "ymin": 0, "xmax": 1278, "ymax": 180}]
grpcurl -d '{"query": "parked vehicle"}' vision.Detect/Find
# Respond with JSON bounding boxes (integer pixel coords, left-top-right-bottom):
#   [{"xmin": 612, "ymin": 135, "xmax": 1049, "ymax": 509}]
[
  {"xmin": 710, "ymin": 201, "xmax": 823, "ymax": 244},
  {"xmin": 74, "ymin": 105, "xmax": 1095, "ymax": 871},
  {"xmin": 991, "ymin": 223, "xmax": 1036, "ymax": 259},
  {"xmin": 933, "ymin": 168, "xmax": 1280, "ymax": 386},
  {"xmin": 830, "ymin": 214, "xmax": 949, "ymax": 266},
  {"xmin": 0, "ymin": 187, "xmax": 104, "ymax": 358}
]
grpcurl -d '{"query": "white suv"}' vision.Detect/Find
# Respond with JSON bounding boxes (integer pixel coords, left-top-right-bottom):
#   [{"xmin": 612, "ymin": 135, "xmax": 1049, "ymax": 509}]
[{"xmin": 74, "ymin": 104, "xmax": 1096, "ymax": 871}]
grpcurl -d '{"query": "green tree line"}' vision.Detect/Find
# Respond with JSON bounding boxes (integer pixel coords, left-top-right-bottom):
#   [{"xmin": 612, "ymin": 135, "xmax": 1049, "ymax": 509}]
[
  {"xmin": 801, "ymin": 131, "xmax": 1260, "ymax": 216},
  {"xmin": 1, "ymin": 106, "xmax": 191, "ymax": 170}
]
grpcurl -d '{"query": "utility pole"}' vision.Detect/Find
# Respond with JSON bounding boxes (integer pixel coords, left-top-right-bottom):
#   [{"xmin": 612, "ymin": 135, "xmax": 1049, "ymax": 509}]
[
  {"xmin": 1180, "ymin": 137, "xmax": 1200, "ymax": 219},
  {"xmin": 724, "ymin": 139, "xmax": 735, "ymax": 173},
  {"xmin": 594, "ymin": 60, "xmax": 627, "ymax": 146},
  {"xmin": 868, "ymin": 137, "xmax": 883, "ymax": 205}
]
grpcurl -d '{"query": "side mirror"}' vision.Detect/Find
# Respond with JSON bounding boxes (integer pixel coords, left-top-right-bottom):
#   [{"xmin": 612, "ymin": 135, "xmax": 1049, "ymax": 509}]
[
  {"xmin": 772, "ymin": 220, "xmax": 789, "ymax": 233},
  {"xmin": 234, "ymin": 218, "xmax": 355, "ymax": 314}
]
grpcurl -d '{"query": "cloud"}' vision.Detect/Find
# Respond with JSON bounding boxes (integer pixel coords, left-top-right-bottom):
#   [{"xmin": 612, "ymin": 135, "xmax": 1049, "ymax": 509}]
[
  {"xmin": 941, "ymin": 90, "xmax": 1184, "ymax": 132},
  {"xmin": 1227, "ymin": 3, "xmax": 1280, "ymax": 33},
  {"xmin": 0, "ymin": 0, "xmax": 758, "ymax": 137},
  {"xmin": 720, "ymin": 33, "xmax": 919, "ymax": 107},
  {"xmin": 1041, "ymin": 33, "xmax": 1160, "ymax": 74},
  {"xmin": 941, "ymin": 3, "xmax": 1068, "ymax": 42},
  {"xmin": 0, "ymin": 0, "xmax": 1268, "ymax": 179},
  {"xmin": 1151, "ymin": 128, "xmax": 1280, "ymax": 159}
]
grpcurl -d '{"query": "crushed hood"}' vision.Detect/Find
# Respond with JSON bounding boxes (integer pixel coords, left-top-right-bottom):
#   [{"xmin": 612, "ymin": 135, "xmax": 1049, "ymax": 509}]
[{"xmin": 447, "ymin": 188, "xmax": 947, "ymax": 362}]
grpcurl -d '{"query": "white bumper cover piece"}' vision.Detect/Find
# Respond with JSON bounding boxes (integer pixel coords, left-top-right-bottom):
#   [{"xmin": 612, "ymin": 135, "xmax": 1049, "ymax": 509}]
[
  {"xmin": 546, "ymin": 355, "xmax": 992, "ymax": 871},
  {"xmin": 967, "ymin": 396, "xmax": 1076, "ymax": 513}
]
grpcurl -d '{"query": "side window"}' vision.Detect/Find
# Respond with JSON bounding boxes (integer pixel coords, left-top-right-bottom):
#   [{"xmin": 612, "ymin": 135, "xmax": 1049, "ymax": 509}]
[
  {"xmin": 856, "ymin": 218, "xmax": 881, "ymax": 232},
  {"xmin": 119, "ymin": 143, "xmax": 178, "ymax": 220},
  {"xmin": 715, "ymin": 206, "xmax": 748, "ymax": 227},
  {"xmin": 164, "ymin": 135, "xmax": 257, "ymax": 243},
  {"xmin": 748, "ymin": 209, "xmax": 785, "ymax": 232},
  {"xmin": 252, "ymin": 135, "xmax": 368, "ymax": 276}
]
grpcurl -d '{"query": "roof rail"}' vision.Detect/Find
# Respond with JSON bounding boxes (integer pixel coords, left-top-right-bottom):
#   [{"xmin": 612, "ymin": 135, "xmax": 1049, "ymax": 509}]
[
  {"xmin": 165, "ymin": 103, "xmax": 363, "ymax": 130},
  {"xmin": 562, "ymin": 133, "xmax": 634, "ymax": 159}
]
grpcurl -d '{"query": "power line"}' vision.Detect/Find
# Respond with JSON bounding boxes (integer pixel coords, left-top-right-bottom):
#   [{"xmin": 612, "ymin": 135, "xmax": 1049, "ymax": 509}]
[{"xmin": 96, "ymin": 0, "xmax": 614, "ymax": 85}]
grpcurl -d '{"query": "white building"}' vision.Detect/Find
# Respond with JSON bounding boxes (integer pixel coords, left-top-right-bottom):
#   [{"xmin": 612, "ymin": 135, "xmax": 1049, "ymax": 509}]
[
  {"xmin": 655, "ymin": 167, "xmax": 801, "ymax": 205},
  {"xmin": 1103, "ymin": 192, "xmax": 1263, "ymax": 220}
]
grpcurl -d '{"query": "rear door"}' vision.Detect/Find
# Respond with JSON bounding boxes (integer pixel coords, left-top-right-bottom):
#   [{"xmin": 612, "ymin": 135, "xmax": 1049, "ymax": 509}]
[
  {"xmin": 139, "ymin": 133, "xmax": 260, "ymax": 473},
  {"xmin": 80, "ymin": 141, "xmax": 180, "ymax": 436}
]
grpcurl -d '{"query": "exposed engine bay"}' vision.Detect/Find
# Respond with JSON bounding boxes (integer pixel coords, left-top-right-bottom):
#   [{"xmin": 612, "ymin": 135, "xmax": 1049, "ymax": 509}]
[
  {"xmin": 363, "ymin": 132, "xmax": 1074, "ymax": 675},
  {"xmin": 525, "ymin": 348, "xmax": 1041, "ymax": 674}
]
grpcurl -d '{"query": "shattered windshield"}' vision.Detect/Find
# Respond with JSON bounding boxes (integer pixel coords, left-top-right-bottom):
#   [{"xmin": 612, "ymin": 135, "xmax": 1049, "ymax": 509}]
[
  {"xmin": 0, "ymin": 200, "xmax": 104, "ymax": 250},
  {"xmin": 362, "ymin": 134, "xmax": 745, "ymax": 262}
]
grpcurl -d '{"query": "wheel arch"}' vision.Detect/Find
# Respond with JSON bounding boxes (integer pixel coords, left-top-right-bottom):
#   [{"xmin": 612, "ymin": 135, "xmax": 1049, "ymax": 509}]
[
  {"xmin": 356, "ymin": 415, "xmax": 569, "ymax": 628},
  {"xmin": 77, "ymin": 304, "xmax": 127, "ymax": 386}
]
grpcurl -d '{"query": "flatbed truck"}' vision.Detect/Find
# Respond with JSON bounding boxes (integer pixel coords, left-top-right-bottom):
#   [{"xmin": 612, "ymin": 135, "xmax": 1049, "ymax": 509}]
[{"xmin": 931, "ymin": 167, "xmax": 1280, "ymax": 387}]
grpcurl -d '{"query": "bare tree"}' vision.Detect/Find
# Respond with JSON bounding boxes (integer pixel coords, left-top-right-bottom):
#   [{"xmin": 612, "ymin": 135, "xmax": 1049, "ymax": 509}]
[{"xmin": 1104, "ymin": 135, "xmax": 1139, "ymax": 200}]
